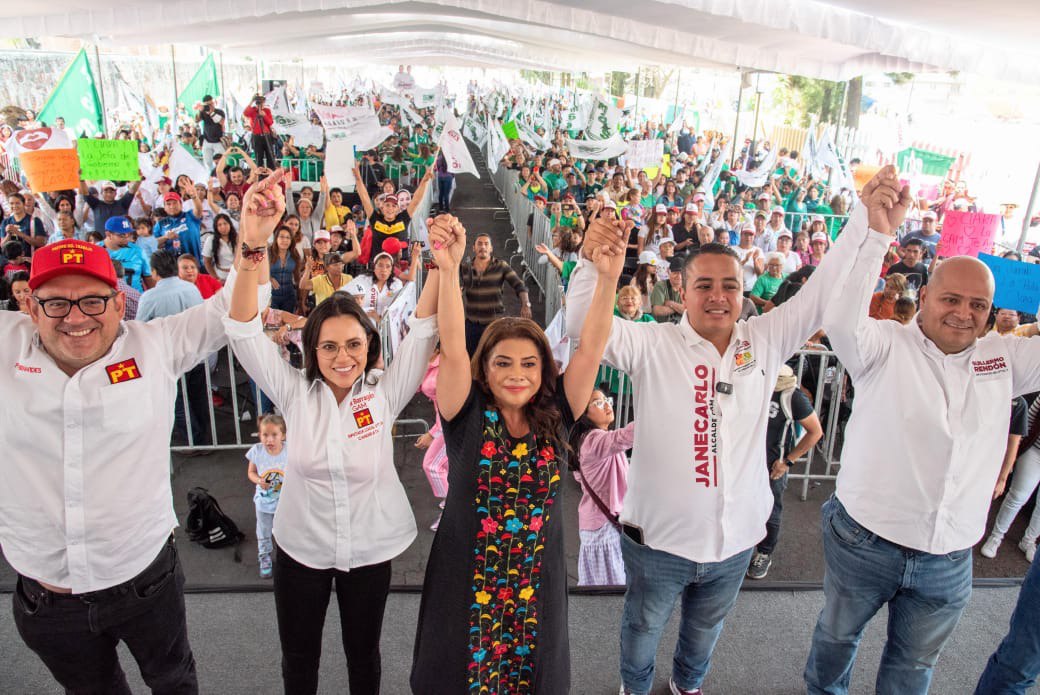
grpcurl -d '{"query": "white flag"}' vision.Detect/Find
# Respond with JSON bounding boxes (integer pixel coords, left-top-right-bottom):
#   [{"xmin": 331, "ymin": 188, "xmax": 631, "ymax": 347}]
[
  {"xmin": 586, "ymin": 95, "xmax": 621, "ymax": 140},
  {"xmin": 485, "ymin": 116, "xmax": 509, "ymax": 174},
  {"xmin": 438, "ymin": 115, "xmax": 479, "ymax": 178},
  {"xmin": 168, "ymin": 144, "xmax": 210, "ymax": 185},
  {"xmin": 732, "ymin": 147, "xmax": 778, "ymax": 188},
  {"xmin": 566, "ymin": 134, "xmax": 629, "ymax": 160}
]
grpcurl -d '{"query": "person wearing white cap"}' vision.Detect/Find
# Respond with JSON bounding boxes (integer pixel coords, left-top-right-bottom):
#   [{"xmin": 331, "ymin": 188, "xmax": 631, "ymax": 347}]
[
  {"xmin": 766, "ymin": 204, "xmax": 789, "ymax": 237},
  {"xmin": 631, "ymin": 251, "xmax": 659, "ymax": 314},
  {"xmin": 752, "ymin": 209, "xmax": 777, "ymax": 254},
  {"xmin": 901, "ymin": 210, "xmax": 942, "ymax": 262},
  {"xmin": 775, "ymin": 229, "xmax": 802, "ymax": 275},
  {"xmin": 79, "ymin": 177, "xmax": 142, "ymax": 233},
  {"xmin": 639, "ymin": 203, "xmax": 672, "ymax": 257}
]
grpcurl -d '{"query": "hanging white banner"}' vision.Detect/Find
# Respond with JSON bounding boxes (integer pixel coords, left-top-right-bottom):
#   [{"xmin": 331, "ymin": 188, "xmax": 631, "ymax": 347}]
[
  {"xmin": 312, "ymin": 104, "xmax": 392, "ymax": 150},
  {"xmin": 566, "ymin": 134, "xmax": 629, "ymax": 160}
]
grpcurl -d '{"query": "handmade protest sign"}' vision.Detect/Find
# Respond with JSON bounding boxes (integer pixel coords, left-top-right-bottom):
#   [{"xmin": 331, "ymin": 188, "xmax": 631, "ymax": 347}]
[
  {"xmin": 978, "ymin": 253, "xmax": 1040, "ymax": 315},
  {"xmin": 21, "ymin": 149, "xmax": 80, "ymax": 193},
  {"xmin": 78, "ymin": 138, "xmax": 139, "ymax": 181},
  {"xmin": 501, "ymin": 121, "xmax": 520, "ymax": 141},
  {"xmin": 324, "ymin": 140, "xmax": 356, "ymax": 189},
  {"xmin": 625, "ymin": 140, "xmax": 664, "ymax": 170},
  {"xmin": 937, "ymin": 211, "xmax": 1000, "ymax": 258}
]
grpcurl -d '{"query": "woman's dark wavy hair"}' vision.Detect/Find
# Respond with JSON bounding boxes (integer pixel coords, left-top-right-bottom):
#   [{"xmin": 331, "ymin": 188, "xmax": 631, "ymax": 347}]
[
  {"xmin": 471, "ymin": 317, "xmax": 567, "ymax": 448},
  {"xmin": 301, "ymin": 293, "xmax": 381, "ymax": 385}
]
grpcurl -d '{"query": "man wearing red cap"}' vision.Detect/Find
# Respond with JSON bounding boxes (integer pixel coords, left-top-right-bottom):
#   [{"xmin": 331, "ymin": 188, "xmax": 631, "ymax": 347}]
[
  {"xmin": 3, "ymin": 236, "xmax": 269, "ymax": 693},
  {"xmin": 153, "ymin": 189, "xmax": 205, "ymax": 265}
]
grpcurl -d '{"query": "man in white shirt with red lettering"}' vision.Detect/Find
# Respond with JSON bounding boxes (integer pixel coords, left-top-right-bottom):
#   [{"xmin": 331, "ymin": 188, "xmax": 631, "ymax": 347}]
[
  {"xmin": 805, "ymin": 185, "xmax": 1040, "ymax": 694},
  {"xmin": 566, "ymin": 170, "xmax": 902, "ymax": 695},
  {"xmin": 2, "ymin": 238, "xmax": 267, "ymax": 693}
]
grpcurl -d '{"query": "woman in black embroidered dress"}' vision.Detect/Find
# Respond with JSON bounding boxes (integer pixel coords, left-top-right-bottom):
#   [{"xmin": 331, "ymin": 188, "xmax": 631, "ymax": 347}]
[{"xmin": 411, "ymin": 214, "xmax": 626, "ymax": 693}]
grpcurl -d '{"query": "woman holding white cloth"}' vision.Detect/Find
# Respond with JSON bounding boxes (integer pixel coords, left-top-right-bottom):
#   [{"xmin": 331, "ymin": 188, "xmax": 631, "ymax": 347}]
[{"xmin": 225, "ymin": 169, "xmax": 442, "ymax": 695}]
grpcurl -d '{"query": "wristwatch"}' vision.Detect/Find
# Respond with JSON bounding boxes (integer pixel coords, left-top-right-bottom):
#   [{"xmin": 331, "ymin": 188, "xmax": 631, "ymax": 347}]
[{"xmin": 524, "ymin": 301, "xmax": 532, "ymax": 307}]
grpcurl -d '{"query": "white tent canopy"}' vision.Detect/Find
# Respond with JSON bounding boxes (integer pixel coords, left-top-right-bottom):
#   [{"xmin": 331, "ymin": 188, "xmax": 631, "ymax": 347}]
[{"xmin": 3, "ymin": 0, "xmax": 1039, "ymax": 82}]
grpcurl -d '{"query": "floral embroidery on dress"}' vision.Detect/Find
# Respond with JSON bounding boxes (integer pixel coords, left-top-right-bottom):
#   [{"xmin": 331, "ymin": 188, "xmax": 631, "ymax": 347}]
[{"xmin": 467, "ymin": 408, "xmax": 560, "ymax": 693}]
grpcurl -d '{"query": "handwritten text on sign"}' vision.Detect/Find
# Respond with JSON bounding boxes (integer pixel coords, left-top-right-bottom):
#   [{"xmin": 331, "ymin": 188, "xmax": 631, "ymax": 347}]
[
  {"xmin": 78, "ymin": 138, "xmax": 140, "ymax": 181},
  {"xmin": 625, "ymin": 139, "xmax": 664, "ymax": 170},
  {"xmin": 21, "ymin": 149, "xmax": 80, "ymax": 193},
  {"xmin": 937, "ymin": 211, "xmax": 1001, "ymax": 258},
  {"xmin": 978, "ymin": 253, "xmax": 1040, "ymax": 315}
]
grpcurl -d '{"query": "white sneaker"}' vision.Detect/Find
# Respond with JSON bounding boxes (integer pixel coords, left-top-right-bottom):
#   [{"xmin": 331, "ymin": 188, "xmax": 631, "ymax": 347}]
[
  {"xmin": 1019, "ymin": 538, "xmax": 1037, "ymax": 563},
  {"xmin": 980, "ymin": 534, "xmax": 1002, "ymax": 558}
]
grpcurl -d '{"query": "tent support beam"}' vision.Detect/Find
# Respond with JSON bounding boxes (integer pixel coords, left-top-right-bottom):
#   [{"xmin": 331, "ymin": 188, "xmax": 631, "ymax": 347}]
[
  {"xmin": 731, "ymin": 69, "xmax": 744, "ymax": 167},
  {"xmin": 94, "ymin": 44, "xmax": 108, "ymax": 136},
  {"xmin": 1017, "ymin": 159, "xmax": 1040, "ymax": 254},
  {"xmin": 170, "ymin": 45, "xmax": 178, "ymax": 133}
]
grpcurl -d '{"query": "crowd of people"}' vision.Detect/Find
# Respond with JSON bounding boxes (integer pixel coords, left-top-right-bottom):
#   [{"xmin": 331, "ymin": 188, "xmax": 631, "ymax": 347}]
[{"xmin": 3, "ymin": 72, "xmax": 1040, "ymax": 695}]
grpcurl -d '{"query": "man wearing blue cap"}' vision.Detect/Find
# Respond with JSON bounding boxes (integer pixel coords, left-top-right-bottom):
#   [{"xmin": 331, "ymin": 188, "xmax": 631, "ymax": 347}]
[{"xmin": 102, "ymin": 216, "xmax": 153, "ymax": 292}]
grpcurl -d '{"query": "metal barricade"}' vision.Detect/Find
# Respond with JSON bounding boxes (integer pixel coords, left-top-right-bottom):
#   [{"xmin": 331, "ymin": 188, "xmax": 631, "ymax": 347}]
[
  {"xmin": 593, "ymin": 348, "xmax": 849, "ymax": 501},
  {"xmin": 280, "ymin": 157, "xmax": 324, "ymax": 185}
]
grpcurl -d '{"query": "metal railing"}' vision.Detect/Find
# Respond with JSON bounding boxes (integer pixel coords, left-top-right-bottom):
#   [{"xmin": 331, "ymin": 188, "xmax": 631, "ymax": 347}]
[
  {"xmin": 596, "ymin": 348, "xmax": 848, "ymax": 500},
  {"xmin": 490, "ymin": 165, "xmax": 565, "ymax": 324}
]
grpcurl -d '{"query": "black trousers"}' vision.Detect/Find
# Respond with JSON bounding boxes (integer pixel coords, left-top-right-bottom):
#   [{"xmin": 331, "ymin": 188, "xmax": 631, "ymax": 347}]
[
  {"xmin": 12, "ymin": 537, "xmax": 198, "ymax": 694},
  {"xmin": 174, "ymin": 363, "xmax": 212, "ymax": 446},
  {"xmin": 465, "ymin": 319, "xmax": 490, "ymax": 356},
  {"xmin": 273, "ymin": 543, "xmax": 391, "ymax": 695},
  {"xmin": 252, "ymin": 133, "xmax": 279, "ymax": 169}
]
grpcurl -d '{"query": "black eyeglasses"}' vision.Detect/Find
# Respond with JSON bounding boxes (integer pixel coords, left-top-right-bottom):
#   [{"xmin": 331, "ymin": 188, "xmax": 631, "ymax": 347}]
[{"xmin": 33, "ymin": 293, "xmax": 118, "ymax": 318}]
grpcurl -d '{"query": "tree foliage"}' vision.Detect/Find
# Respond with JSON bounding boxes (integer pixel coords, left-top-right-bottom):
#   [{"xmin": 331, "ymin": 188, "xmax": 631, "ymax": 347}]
[{"xmin": 773, "ymin": 76, "xmax": 846, "ymax": 127}]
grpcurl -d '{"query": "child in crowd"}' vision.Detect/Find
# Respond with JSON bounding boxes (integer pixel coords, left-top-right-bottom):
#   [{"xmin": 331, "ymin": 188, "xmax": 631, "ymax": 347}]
[
  {"xmin": 568, "ymin": 389, "xmax": 634, "ymax": 586},
  {"xmin": 891, "ymin": 296, "xmax": 917, "ymax": 325},
  {"xmin": 246, "ymin": 413, "xmax": 288, "ymax": 579},
  {"xmin": 133, "ymin": 217, "xmax": 158, "ymax": 260}
]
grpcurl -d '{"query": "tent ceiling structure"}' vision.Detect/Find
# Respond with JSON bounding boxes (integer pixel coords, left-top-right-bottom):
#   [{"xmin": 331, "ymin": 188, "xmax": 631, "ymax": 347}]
[{"xmin": 3, "ymin": 0, "xmax": 1039, "ymax": 82}]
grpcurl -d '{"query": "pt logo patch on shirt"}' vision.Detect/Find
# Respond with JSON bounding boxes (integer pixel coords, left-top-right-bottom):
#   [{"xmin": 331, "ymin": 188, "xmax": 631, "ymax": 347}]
[
  {"xmin": 105, "ymin": 358, "xmax": 142, "ymax": 384},
  {"xmin": 353, "ymin": 408, "xmax": 374, "ymax": 428}
]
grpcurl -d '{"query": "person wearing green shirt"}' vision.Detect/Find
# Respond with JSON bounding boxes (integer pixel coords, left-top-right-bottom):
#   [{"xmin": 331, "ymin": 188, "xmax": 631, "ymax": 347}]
[
  {"xmin": 411, "ymin": 144, "xmax": 436, "ymax": 181},
  {"xmin": 650, "ymin": 256, "xmax": 685, "ymax": 323},
  {"xmin": 749, "ymin": 252, "xmax": 787, "ymax": 313}
]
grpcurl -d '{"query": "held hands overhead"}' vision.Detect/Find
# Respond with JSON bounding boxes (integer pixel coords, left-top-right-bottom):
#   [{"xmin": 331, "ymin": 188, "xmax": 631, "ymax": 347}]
[
  {"xmin": 859, "ymin": 164, "xmax": 912, "ymax": 237},
  {"xmin": 427, "ymin": 214, "xmax": 466, "ymax": 268},
  {"xmin": 240, "ymin": 168, "xmax": 287, "ymax": 250}
]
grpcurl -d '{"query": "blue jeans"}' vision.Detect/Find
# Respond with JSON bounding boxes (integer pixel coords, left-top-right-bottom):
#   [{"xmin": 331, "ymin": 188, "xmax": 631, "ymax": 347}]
[
  {"xmin": 758, "ymin": 472, "xmax": 788, "ymax": 555},
  {"xmin": 619, "ymin": 531, "xmax": 752, "ymax": 694},
  {"xmin": 975, "ymin": 550, "xmax": 1040, "ymax": 694},
  {"xmin": 437, "ymin": 174, "xmax": 454, "ymax": 210},
  {"xmin": 256, "ymin": 507, "xmax": 275, "ymax": 560},
  {"xmin": 805, "ymin": 496, "xmax": 972, "ymax": 695}
]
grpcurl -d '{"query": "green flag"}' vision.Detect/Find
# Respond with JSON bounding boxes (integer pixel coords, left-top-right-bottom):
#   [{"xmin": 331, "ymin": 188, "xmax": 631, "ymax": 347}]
[
  {"xmin": 501, "ymin": 120, "xmax": 519, "ymax": 140},
  {"xmin": 38, "ymin": 48, "xmax": 104, "ymax": 137},
  {"xmin": 178, "ymin": 54, "xmax": 220, "ymax": 111}
]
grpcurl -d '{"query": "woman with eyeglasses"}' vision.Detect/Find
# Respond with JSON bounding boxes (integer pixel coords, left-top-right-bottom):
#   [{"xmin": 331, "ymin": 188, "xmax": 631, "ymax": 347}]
[
  {"xmin": 226, "ymin": 169, "xmax": 442, "ymax": 695},
  {"xmin": 568, "ymin": 390, "xmax": 634, "ymax": 586}
]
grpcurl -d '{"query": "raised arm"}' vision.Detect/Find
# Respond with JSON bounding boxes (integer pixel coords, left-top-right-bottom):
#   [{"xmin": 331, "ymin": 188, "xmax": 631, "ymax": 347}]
[
  {"xmin": 563, "ymin": 228, "xmax": 628, "ymax": 419},
  {"xmin": 229, "ymin": 170, "xmax": 284, "ymax": 324},
  {"xmin": 764, "ymin": 166, "xmax": 907, "ymax": 363},
  {"xmin": 353, "ymin": 162, "xmax": 374, "ymax": 218},
  {"xmin": 407, "ymin": 167, "xmax": 434, "ymax": 217},
  {"xmin": 429, "ymin": 215, "xmax": 471, "ymax": 420}
]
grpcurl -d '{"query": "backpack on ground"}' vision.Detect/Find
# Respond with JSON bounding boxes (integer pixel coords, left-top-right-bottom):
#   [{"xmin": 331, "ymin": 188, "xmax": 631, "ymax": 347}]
[{"xmin": 185, "ymin": 487, "xmax": 245, "ymax": 549}]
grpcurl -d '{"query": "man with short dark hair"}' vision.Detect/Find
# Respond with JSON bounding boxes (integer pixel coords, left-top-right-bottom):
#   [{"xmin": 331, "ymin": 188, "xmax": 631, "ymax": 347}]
[
  {"xmin": 79, "ymin": 178, "xmax": 141, "ymax": 233},
  {"xmin": 567, "ymin": 167, "xmax": 903, "ymax": 695},
  {"xmin": 195, "ymin": 94, "xmax": 227, "ymax": 172},
  {"xmin": 460, "ymin": 233, "xmax": 532, "ymax": 353},
  {"xmin": 137, "ymin": 250, "xmax": 213, "ymax": 446},
  {"xmin": 887, "ymin": 238, "xmax": 929, "ymax": 292}
]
